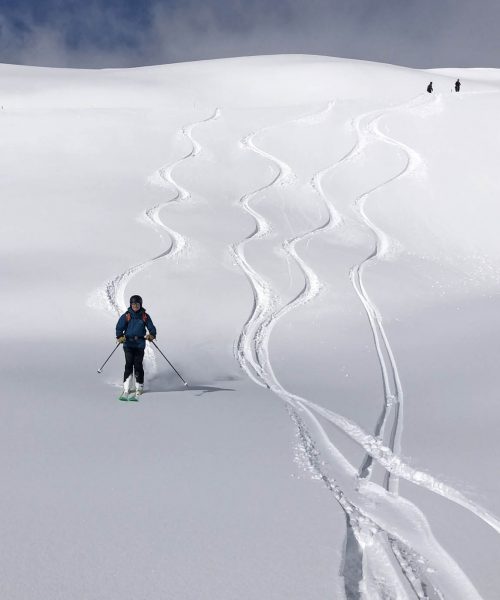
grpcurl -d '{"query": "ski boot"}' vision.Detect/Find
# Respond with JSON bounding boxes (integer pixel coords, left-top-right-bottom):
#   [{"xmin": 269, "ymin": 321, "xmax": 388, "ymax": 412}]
[{"xmin": 130, "ymin": 383, "xmax": 144, "ymax": 401}]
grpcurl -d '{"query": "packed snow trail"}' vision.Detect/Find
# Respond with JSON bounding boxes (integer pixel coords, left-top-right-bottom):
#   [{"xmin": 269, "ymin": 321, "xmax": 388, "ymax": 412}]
[{"xmin": 232, "ymin": 102, "xmax": 485, "ymax": 599}]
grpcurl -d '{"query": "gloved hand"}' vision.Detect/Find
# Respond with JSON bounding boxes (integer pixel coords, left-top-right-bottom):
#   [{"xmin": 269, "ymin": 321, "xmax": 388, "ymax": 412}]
[
  {"xmin": 145, "ymin": 334, "xmax": 155, "ymax": 342},
  {"xmin": 117, "ymin": 336, "xmax": 126, "ymax": 344}
]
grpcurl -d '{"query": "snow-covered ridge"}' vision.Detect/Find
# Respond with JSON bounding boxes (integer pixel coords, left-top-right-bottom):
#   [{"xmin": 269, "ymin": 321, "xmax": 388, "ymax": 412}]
[{"xmin": 2, "ymin": 55, "xmax": 500, "ymax": 599}]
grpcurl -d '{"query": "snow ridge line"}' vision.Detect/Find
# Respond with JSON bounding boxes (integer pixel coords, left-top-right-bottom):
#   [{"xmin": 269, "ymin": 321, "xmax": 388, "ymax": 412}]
[
  {"xmin": 233, "ymin": 104, "xmax": 455, "ymax": 599},
  {"xmin": 97, "ymin": 108, "xmax": 220, "ymax": 316}
]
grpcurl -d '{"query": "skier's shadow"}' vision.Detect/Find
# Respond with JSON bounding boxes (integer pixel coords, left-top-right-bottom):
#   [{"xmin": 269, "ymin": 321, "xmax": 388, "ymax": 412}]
[
  {"xmin": 184, "ymin": 384, "xmax": 235, "ymax": 397},
  {"xmin": 150, "ymin": 384, "xmax": 235, "ymax": 396}
]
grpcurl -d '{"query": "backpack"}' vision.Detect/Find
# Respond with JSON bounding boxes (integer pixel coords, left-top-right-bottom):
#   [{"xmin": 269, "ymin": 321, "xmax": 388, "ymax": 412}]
[
  {"xmin": 125, "ymin": 311, "xmax": 148, "ymax": 324},
  {"xmin": 124, "ymin": 311, "xmax": 148, "ymax": 333}
]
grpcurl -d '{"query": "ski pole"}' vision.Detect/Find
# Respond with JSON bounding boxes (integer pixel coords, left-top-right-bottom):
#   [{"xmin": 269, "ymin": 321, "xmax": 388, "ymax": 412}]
[
  {"xmin": 97, "ymin": 342, "xmax": 121, "ymax": 374},
  {"xmin": 150, "ymin": 340, "xmax": 188, "ymax": 387}
]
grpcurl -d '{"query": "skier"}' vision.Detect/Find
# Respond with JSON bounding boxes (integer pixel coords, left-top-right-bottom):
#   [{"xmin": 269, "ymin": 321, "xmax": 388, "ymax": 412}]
[
  {"xmin": 427, "ymin": 82, "xmax": 433, "ymax": 94},
  {"xmin": 455, "ymin": 78, "xmax": 461, "ymax": 92},
  {"xmin": 116, "ymin": 295, "xmax": 157, "ymax": 400}
]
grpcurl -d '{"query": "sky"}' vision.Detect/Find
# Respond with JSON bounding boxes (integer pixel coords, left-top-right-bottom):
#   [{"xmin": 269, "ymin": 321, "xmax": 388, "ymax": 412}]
[{"xmin": 0, "ymin": 0, "xmax": 500, "ymax": 69}]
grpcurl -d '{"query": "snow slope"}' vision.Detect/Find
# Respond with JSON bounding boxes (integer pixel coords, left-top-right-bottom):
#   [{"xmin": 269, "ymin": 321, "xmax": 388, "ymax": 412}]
[{"xmin": 1, "ymin": 54, "xmax": 500, "ymax": 599}]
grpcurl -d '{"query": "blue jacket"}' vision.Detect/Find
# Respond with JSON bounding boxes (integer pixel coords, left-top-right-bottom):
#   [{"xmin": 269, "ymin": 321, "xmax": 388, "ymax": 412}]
[{"xmin": 116, "ymin": 307, "xmax": 157, "ymax": 350}]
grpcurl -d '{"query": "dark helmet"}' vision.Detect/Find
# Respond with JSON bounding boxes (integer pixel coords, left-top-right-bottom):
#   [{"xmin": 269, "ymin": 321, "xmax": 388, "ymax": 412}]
[{"xmin": 129, "ymin": 295, "xmax": 143, "ymax": 307}]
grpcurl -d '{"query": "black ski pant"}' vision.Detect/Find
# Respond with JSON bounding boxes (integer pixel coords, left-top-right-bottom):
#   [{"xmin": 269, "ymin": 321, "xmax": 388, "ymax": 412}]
[{"xmin": 123, "ymin": 347, "xmax": 145, "ymax": 384}]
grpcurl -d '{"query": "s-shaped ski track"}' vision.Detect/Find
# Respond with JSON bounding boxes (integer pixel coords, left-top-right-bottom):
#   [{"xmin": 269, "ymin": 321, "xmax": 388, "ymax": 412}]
[
  {"xmin": 346, "ymin": 94, "xmax": 430, "ymax": 493},
  {"xmin": 97, "ymin": 108, "xmax": 220, "ymax": 316},
  {"xmin": 233, "ymin": 101, "xmax": 487, "ymax": 599}
]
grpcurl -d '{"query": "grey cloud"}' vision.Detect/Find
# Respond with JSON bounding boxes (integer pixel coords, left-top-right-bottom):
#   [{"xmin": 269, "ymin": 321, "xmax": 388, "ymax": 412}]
[{"xmin": 1, "ymin": 0, "xmax": 500, "ymax": 69}]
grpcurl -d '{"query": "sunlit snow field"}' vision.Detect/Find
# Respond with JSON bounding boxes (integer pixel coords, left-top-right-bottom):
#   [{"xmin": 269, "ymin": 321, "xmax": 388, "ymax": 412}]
[{"xmin": 1, "ymin": 55, "xmax": 500, "ymax": 599}]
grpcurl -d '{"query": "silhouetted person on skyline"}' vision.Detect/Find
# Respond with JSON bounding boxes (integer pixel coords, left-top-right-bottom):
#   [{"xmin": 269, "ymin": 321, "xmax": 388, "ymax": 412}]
[
  {"xmin": 455, "ymin": 79, "xmax": 461, "ymax": 92},
  {"xmin": 427, "ymin": 82, "xmax": 433, "ymax": 93}
]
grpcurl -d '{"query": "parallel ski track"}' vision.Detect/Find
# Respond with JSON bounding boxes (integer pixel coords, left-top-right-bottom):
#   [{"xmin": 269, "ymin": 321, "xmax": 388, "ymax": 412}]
[
  {"xmin": 233, "ymin": 100, "xmax": 494, "ymax": 599},
  {"xmin": 231, "ymin": 107, "xmax": 421, "ymax": 598},
  {"xmin": 234, "ymin": 99, "xmax": 500, "ymax": 536},
  {"xmin": 243, "ymin": 101, "xmax": 451, "ymax": 599},
  {"xmin": 347, "ymin": 94, "xmax": 430, "ymax": 494},
  {"xmin": 101, "ymin": 109, "xmax": 220, "ymax": 315}
]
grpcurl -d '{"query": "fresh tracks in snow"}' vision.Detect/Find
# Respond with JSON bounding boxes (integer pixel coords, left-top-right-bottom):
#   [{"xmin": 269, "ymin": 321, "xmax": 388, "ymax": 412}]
[
  {"xmin": 233, "ymin": 99, "xmax": 492, "ymax": 599},
  {"xmin": 145, "ymin": 108, "xmax": 221, "ymax": 251},
  {"xmin": 347, "ymin": 95, "xmax": 430, "ymax": 493},
  {"xmin": 92, "ymin": 109, "xmax": 220, "ymax": 316}
]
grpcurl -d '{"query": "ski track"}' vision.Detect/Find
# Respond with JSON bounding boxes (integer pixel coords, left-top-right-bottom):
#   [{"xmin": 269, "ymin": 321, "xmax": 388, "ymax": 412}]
[
  {"xmin": 338, "ymin": 96, "xmax": 424, "ymax": 490},
  {"xmin": 348, "ymin": 95, "xmax": 432, "ymax": 495},
  {"xmin": 232, "ymin": 99, "xmax": 494, "ymax": 599},
  {"xmin": 97, "ymin": 108, "xmax": 220, "ymax": 316},
  {"xmin": 93, "ymin": 108, "xmax": 219, "ymax": 375}
]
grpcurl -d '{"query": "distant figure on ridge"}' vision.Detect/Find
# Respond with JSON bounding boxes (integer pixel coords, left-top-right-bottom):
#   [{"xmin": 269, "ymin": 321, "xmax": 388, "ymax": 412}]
[
  {"xmin": 455, "ymin": 78, "xmax": 461, "ymax": 92},
  {"xmin": 116, "ymin": 295, "xmax": 157, "ymax": 401},
  {"xmin": 427, "ymin": 81, "xmax": 433, "ymax": 93}
]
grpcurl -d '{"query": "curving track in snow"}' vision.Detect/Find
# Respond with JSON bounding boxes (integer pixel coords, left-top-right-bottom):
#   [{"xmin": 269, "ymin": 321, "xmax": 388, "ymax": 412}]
[
  {"xmin": 145, "ymin": 108, "xmax": 221, "ymax": 252},
  {"xmin": 232, "ymin": 99, "xmax": 495, "ymax": 599},
  {"xmin": 94, "ymin": 109, "xmax": 220, "ymax": 317},
  {"xmin": 348, "ymin": 95, "xmax": 430, "ymax": 494},
  {"xmin": 233, "ymin": 98, "xmax": 500, "ymax": 537}
]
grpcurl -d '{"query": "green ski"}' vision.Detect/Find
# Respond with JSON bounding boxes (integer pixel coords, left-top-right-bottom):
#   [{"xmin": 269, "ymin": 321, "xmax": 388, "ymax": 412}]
[{"xmin": 119, "ymin": 388, "xmax": 135, "ymax": 401}]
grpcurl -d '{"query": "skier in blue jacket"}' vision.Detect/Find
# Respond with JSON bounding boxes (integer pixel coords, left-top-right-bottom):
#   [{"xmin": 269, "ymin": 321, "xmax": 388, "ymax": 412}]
[{"xmin": 116, "ymin": 295, "xmax": 157, "ymax": 399}]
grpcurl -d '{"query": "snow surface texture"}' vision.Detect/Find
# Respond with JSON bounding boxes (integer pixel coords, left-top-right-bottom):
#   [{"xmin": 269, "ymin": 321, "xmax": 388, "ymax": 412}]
[{"xmin": 1, "ymin": 55, "xmax": 500, "ymax": 599}]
